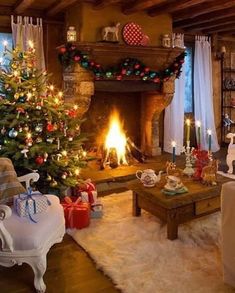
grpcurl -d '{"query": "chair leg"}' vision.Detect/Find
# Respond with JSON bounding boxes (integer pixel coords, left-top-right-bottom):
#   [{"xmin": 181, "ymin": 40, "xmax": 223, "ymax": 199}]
[{"xmin": 27, "ymin": 255, "xmax": 47, "ymax": 293}]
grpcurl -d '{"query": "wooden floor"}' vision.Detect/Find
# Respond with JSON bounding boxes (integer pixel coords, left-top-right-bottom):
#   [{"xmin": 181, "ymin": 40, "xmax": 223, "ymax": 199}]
[{"xmin": 0, "ymin": 235, "xmax": 120, "ymax": 293}]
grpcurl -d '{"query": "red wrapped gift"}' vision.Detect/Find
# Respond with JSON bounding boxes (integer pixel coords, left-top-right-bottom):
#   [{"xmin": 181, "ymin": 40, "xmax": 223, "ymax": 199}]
[
  {"xmin": 73, "ymin": 179, "xmax": 97, "ymax": 204},
  {"xmin": 61, "ymin": 196, "xmax": 90, "ymax": 229}
]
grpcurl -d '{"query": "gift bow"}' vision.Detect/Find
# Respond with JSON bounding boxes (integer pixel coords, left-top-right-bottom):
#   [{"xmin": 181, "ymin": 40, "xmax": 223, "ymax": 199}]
[
  {"xmin": 79, "ymin": 179, "xmax": 96, "ymax": 204},
  {"xmin": 17, "ymin": 187, "xmax": 51, "ymax": 223}
]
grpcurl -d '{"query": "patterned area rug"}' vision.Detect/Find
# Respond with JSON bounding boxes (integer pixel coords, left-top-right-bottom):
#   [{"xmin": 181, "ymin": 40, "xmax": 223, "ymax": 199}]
[{"xmin": 68, "ymin": 191, "xmax": 234, "ymax": 293}]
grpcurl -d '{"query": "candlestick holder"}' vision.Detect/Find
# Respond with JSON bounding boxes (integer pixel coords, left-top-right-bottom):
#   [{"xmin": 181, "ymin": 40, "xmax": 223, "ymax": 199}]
[{"xmin": 182, "ymin": 141, "xmax": 195, "ymax": 177}]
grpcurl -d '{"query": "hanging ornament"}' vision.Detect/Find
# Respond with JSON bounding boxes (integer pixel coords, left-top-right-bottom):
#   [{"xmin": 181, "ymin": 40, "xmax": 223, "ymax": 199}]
[
  {"xmin": 8, "ymin": 128, "xmax": 18, "ymax": 138},
  {"xmin": 68, "ymin": 136, "xmax": 73, "ymax": 142},
  {"xmin": 46, "ymin": 122, "xmax": 54, "ymax": 132},
  {"xmin": 25, "ymin": 137, "xmax": 33, "ymax": 146},
  {"xmin": 44, "ymin": 152, "xmax": 48, "ymax": 162},
  {"xmin": 50, "ymin": 179, "xmax": 58, "ymax": 187},
  {"xmin": 1, "ymin": 127, "xmax": 6, "ymax": 135},
  {"xmin": 18, "ymin": 96, "xmax": 26, "ymax": 103},
  {"xmin": 21, "ymin": 148, "xmax": 29, "ymax": 158},
  {"xmin": 57, "ymin": 137, "xmax": 60, "ymax": 150},
  {"xmin": 46, "ymin": 137, "xmax": 54, "ymax": 143},
  {"xmin": 35, "ymin": 156, "xmax": 44, "ymax": 165},
  {"xmin": 24, "ymin": 124, "xmax": 29, "ymax": 131},
  {"xmin": 46, "ymin": 174, "xmax": 52, "ymax": 181},
  {"xmin": 61, "ymin": 172, "xmax": 68, "ymax": 179},
  {"xmin": 35, "ymin": 124, "xmax": 43, "ymax": 133},
  {"xmin": 14, "ymin": 93, "xmax": 20, "ymax": 99},
  {"xmin": 16, "ymin": 107, "xmax": 25, "ymax": 119},
  {"xmin": 36, "ymin": 137, "xmax": 42, "ymax": 143},
  {"xmin": 18, "ymin": 126, "xmax": 23, "ymax": 132}
]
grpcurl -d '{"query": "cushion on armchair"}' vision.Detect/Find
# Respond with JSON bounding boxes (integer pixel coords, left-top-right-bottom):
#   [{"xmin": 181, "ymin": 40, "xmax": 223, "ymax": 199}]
[{"xmin": 0, "ymin": 158, "xmax": 25, "ymax": 201}]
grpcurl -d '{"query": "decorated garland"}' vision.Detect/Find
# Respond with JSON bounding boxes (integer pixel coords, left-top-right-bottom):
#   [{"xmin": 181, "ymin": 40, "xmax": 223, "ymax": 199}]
[{"xmin": 58, "ymin": 43, "xmax": 186, "ymax": 83}]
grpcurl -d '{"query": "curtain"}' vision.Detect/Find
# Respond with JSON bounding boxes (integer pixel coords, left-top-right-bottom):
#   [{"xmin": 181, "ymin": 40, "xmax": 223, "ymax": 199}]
[
  {"xmin": 194, "ymin": 36, "xmax": 219, "ymax": 152},
  {"xmin": 164, "ymin": 63, "xmax": 185, "ymax": 155},
  {"xmin": 11, "ymin": 16, "xmax": 45, "ymax": 71}
]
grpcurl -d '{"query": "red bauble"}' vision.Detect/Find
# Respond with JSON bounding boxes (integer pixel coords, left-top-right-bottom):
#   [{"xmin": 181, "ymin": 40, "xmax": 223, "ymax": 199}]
[
  {"xmin": 144, "ymin": 67, "xmax": 150, "ymax": 73},
  {"xmin": 121, "ymin": 69, "xmax": 127, "ymax": 75},
  {"xmin": 60, "ymin": 47, "xmax": 66, "ymax": 54},
  {"xmin": 116, "ymin": 75, "xmax": 122, "ymax": 80},
  {"xmin": 134, "ymin": 64, "xmax": 140, "ymax": 69},
  {"xmin": 46, "ymin": 123, "xmax": 54, "ymax": 132},
  {"xmin": 35, "ymin": 156, "xmax": 44, "ymax": 165},
  {"xmin": 74, "ymin": 56, "xmax": 80, "ymax": 62},
  {"xmin": 90, "ymin": 61, "xmax": 95, "ymax": 66},
  {"xmin": 153, "ymin": 77, "xmax": 160, "ymax": 83},
  {"xmin": 68, "ymin": 109, "xmax": 77, "ymax": 118}
]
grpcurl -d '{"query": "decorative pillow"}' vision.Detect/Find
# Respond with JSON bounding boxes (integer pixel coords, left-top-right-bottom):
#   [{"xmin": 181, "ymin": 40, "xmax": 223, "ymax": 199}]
[{"xmin": 0, "ymin": 158, "xmax": 25, "ymax": 201}]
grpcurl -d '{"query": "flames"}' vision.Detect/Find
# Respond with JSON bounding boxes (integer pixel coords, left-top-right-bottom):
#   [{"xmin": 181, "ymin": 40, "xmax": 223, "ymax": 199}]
[{"xmin": 105, "ymin": 110, "xmax": 127, "ymax": 165}]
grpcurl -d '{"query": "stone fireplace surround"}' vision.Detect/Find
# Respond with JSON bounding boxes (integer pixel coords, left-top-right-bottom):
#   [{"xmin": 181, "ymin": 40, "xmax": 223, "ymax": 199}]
[{"xmin": 63, "ymin": 43, "xmax": 183, "ymax": 156}]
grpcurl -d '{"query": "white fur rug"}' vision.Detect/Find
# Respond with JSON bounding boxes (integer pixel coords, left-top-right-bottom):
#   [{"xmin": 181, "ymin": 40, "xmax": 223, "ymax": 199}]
[{"xmin": 68, "ymin": 191, "xmax": 234, "ymax": 293}]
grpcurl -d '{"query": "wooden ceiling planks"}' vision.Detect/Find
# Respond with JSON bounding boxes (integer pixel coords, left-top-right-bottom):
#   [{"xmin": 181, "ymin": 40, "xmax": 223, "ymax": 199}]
[
  {"xmin": 122, "ymin": 0, "xmax": 168, "ymax": 15},
  {"xmin": 14, "ymin": 0, "xmax": 36, "ymax": 14}
]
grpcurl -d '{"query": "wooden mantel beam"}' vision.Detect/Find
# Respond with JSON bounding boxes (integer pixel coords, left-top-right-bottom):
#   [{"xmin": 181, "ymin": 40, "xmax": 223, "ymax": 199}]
[
  {"xmin": 122, "ymin": 0, "xmax": 168, "ymax": 15},
  {"xmin": 14, "ymin": 0, "xmax": 36, "ymax": 14},
  {"xmin": 148, "ymin": 0, "xmax": 208, "ymax": 17},
  {"xmin": 174, "ymin": 7, "xmax": 235, "ymax": 29},
  {"xmin": 47, "ymin": 0, "xmax": 78, "ymax": 16},
  {"xmin": 184, "ymin": 16, "xmax": 235, "ymax": 32},
  {"xmin": 173, "ymin": 0, "xmax": 235, "ymax": 22},
  {"xmin": 93, "ymin": 0, "xmax": 122, "ymax": 10}
]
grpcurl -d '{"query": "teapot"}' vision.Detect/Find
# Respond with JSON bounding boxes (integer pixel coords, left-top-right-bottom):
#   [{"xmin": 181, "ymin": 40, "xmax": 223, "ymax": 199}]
[{"xmin": 136, "ymin": 169, "xmax": 163, "ymax": 187}]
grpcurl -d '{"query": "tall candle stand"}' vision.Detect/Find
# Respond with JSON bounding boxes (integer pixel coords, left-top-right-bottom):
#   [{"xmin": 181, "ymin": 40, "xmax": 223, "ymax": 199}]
[{"xmin": 183, "ymin": 141, "xmax": 194, "ymax": 176}]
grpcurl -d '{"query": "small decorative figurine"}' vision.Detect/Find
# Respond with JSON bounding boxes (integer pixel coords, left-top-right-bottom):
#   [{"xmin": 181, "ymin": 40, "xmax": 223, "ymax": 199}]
[
  {"xmin": 166, "ymin": 161, "xmax": 183, "ymax": 177},
  {"xmin": 226, "ymin": 133, "xmax": 235, "ymax": 174},
  {"xmin": 162, "ymin": 34, "xmax": 171, "ymax": 48},
  {"xmin": 223, "ymin": 113, "xmax": 234, "ymax": 130},
  {"xmin": 201, "ymin": 159, "xmax": 219, "ymax": 185},
  {"xmin": 102, "ymin": 23, "xmax": 120, "ymax": 42}
]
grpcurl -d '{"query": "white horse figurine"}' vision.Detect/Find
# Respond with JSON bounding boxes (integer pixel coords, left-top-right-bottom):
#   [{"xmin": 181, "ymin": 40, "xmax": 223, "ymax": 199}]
[
  {"xmin": 102, "ymin": 23, "xmax": 120, "ymax": 42},
  {"xmin": 226, "ymin": 133, "xmax": 235, "ymax": 173}
]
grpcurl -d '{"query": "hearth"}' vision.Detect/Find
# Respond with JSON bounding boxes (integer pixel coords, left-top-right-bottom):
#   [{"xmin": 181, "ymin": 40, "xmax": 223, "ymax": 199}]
[{"xmin": 62, "ymin": 42, "xmax": 183, "ymax": 158}]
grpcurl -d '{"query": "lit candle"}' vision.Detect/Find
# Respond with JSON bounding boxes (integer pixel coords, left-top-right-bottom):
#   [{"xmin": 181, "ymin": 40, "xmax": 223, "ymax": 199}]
[
  {"xmin": 3, "ymin": 40, "xmax": 8, "ymax": 51},
  {"xmin": 186, "ymin": 119, "xmax": 191, "ymax": 142},
  {"xmin": 171, "ymin": 141, "xmax": 176, "ymax": 163},
  {"xmin": 207, "ymin": 129, "xmax": 212, "ymax": 152},
  {"xmin": 196, "ymin": 120, "xmax": 201, "ymax": 148}
]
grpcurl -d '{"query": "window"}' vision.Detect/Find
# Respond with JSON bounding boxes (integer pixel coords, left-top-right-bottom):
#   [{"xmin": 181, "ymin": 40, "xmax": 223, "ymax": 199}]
[
  {"xmin": 0, "ymin": 33, "xmax": 12, "ymax": 66},
  {"xmin": 184, "ymin": 46, "xmax": 193, "ymax": 113}
]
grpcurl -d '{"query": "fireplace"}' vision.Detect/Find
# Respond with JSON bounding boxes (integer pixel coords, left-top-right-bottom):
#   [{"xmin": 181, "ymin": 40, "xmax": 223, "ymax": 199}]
[{"xmin": 62, "ymin": 43, "xmax": 183, "ymax": 157}]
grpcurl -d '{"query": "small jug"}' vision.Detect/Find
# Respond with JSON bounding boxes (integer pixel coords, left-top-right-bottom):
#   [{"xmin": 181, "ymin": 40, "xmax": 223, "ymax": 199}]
[{"xmin": 136, "ymin": 169, "xmax": 161, "ymax": 187}]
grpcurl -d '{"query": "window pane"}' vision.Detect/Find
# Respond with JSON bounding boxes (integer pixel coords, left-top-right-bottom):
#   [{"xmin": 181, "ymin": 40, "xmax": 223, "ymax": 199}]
[
  {"xmin": 0, "ymin": 33, "xmax": 12, "ymax": 66},
  {"xmin": 184, "ymin": 46, "xmax": 193, "ymax": 113}
]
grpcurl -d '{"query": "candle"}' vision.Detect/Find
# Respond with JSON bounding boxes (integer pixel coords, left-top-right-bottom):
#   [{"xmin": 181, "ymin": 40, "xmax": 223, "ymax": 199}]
[
  {"xmin": 171, "ymin": 141, "xmax": 176, "ymax": 163},
  {"xmin": 186, "ymin": 119, "xmax": 191, "ymax": 142},
  {"xmin": 196, "ymin": 120, "xmax": 201, "ymax": 148},
  {"xmin": 3, "ymin": 40, "xmax": 8, "ymax": 51},
  {"xmin": 207, "ymin": 129, "xmax": 212, "ymax": 152}
]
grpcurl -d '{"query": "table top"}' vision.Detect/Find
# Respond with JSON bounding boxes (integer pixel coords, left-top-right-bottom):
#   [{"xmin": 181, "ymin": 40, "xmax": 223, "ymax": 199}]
[{"xmin": 128, "ymin": 175, "xmax": 230, "ymax": 209}]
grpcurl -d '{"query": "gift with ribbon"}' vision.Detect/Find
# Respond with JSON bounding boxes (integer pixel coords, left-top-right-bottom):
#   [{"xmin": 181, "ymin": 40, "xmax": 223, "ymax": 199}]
[
  {"xmin": 91, "ymin": 200, "xmax": 103, "ymax": 219},
  {"xmin": 61, "ymin": 196, "xmax": 90, "ymax": 229},
  {"xmin": 74, "ymin": 179, "xmax": 97, "ymax": 204},
  {"xmin": 13, "ymin": 187, "xmax": 51, "ymax": 222}
]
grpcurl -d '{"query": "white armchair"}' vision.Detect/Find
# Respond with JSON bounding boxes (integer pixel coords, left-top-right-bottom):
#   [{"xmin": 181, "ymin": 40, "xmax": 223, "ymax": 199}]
[{"xmin": 0, "ymin": 173, "xmax": 65, "ymax": 292}]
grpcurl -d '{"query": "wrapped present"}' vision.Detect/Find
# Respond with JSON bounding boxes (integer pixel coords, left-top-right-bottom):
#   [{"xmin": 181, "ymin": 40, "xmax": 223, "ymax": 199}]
[
  {"xmin": 14, "ymin": 188, "xmax": 51, "ymax": 222},
  {"xmin": 75, "ymin": 179, "xmax": 97, "ymax": 204},
  {"xmin": 61, "ymin": 196, "xmax": 90, "ymax": 229},
  {"xmin": 91, "ymin": 200, "xmax": 103, "ymax": 219}
]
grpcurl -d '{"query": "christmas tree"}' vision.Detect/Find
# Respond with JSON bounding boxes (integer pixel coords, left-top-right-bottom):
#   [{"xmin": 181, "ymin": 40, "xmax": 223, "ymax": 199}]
[{"xmin": 0, "ymin": 41, "xmax": 87, "ymax": 194}]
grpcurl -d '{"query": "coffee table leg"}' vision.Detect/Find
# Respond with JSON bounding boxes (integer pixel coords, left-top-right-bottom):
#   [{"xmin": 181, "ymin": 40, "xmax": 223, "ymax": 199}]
[
  {"xmin": 167, "ymin": 210, "xmax": 178, "ymax": 240},
  {"xmin": 133, "ymin": 191, "xmax": 141, "ymax": 216}
]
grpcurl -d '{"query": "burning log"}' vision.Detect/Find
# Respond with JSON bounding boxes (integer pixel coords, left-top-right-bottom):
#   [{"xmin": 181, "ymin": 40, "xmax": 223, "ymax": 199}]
[{"xmin": 126, "ymin": 137, "xmax": 145, "ymax": 163}]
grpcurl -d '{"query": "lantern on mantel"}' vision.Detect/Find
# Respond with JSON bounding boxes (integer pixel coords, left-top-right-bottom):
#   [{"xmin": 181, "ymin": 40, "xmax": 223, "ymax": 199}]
[{"xmin": 67, "ymin": 26, "xmax": 77, "ymax": 42}]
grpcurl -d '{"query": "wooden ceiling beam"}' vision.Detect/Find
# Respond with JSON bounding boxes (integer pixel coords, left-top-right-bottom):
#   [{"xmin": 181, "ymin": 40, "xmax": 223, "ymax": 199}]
[
  {"xmin": 174, "ymin": 7, "xmax": 235, "ymax": 29},
  {"xmin": 173, "ymin": 0, "xmax": 235, "ymax": 22},
  {"xmin": 148, "ymin": 0, "xmax": 209, "ymax": 17},
  {"xmin": 47, "ymin": 0, "xmax": 78, "ymax": 16},
  {"xmin": 122, "ymin": 0, "xmax": 168, "ymax": 15},
  {"xmin": 203, "ymin": 24, "xmax": 235, "ymax": 34},
  {"xmin": 14, "ymin": 0, "xmax": 36, "ymax": 14},
  {"xmin": 93, "ymin": 0, "xmax": 123, "ymax": 10},
  {"xmin": 184, "ymin": 16, "xmax": 235, "ymax": 31}
]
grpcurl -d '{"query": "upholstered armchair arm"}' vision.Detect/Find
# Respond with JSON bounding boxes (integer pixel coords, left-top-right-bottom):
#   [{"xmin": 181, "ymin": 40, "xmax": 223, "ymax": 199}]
[
  {"xmin": 0, "ymin": 205, "xmax": 13, "ymax": 252},
  {"xmin": 18, "ymin": 172, "xmax": 40, "ymax": 190}
]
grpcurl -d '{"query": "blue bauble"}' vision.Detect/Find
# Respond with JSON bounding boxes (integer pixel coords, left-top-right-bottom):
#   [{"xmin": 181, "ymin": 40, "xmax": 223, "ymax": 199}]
[
  {"xmin": 8, "ymin": 128, "xmax": 18, "ymax": 138},
  {"xmin": 18, "ymin": 97, "xmax": 26, "ymax": 103}
]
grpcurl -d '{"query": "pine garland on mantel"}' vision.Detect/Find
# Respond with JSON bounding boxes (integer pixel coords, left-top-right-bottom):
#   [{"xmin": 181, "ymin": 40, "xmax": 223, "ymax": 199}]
[{"xmin": 58, "ymin": 43, "xmax": 186, "ymax": 83}]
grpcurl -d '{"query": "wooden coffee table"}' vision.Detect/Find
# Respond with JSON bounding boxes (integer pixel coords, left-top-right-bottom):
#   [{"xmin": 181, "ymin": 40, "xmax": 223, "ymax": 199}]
[{"xmin": 128, "ymin": 176, "xmax": 228, "ymax": 240}]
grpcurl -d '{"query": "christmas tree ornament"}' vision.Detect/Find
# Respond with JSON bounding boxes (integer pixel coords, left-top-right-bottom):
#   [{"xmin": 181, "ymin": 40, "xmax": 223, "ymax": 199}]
[
  {"xmin": 36, "ymin": 137, "xmax": 42, "ymax": 143},
  {"xmin": 25, "ymin": 137, "xmax": 33, "ymax": 146},
  {"xmin": 16, "ymin": 107, "xmax": 25, "ymax": 118},
  {"xmin": 4, "ymin": 138, "xmax": 10, "ymax": 144},
  {"xmin": 50, "ymin": 179, "xmax": 58, "ymax": 187},
  {"xmin": 35, "ymin": 124, "xmax": 43, "ymax": 133},
  {"xmin": 24, "ymin": 124, "xmax": 29, "ymax": 131},
  {"xmin": 61, "ymin": 172, "xmax": 68, "ymax": 179},
  {"xmin": 21, "ymin": 148, "xmax": 29, "ymax": 158},
  {"xmin": 1, "ymin": 127, "xmax": 6, "ymax": 135},
  {"xmin": 8, "ymin": 128, "xmax": 18, "ymax": 138},
  {"xmin": 46, "ymin": 137, "xmax": 54, "ymax": 143},
  {"xmin": 53, "ymin": 123, "xmax": 58, "ymax": 130},
  {"xmin": 35, "ymin": 156, "xmax": 44, "ymax": 165},
  {"xmin": 68, "ymin": 136, "xmax": 73, "ymax": 141},
  {"xmin": 18, "ymin": 126, "xmax": 23, "ymax": 132},
  {"xmin": 44, "ymin": 152, "xmax": 48, "ymax": 162},
  {"xmin": 46, "ymin": 122, "xmax": 54, "ymax": 132},
  {"xmin": 46, "ymin": 174, "xmax": 52, "ymax": 181}
]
